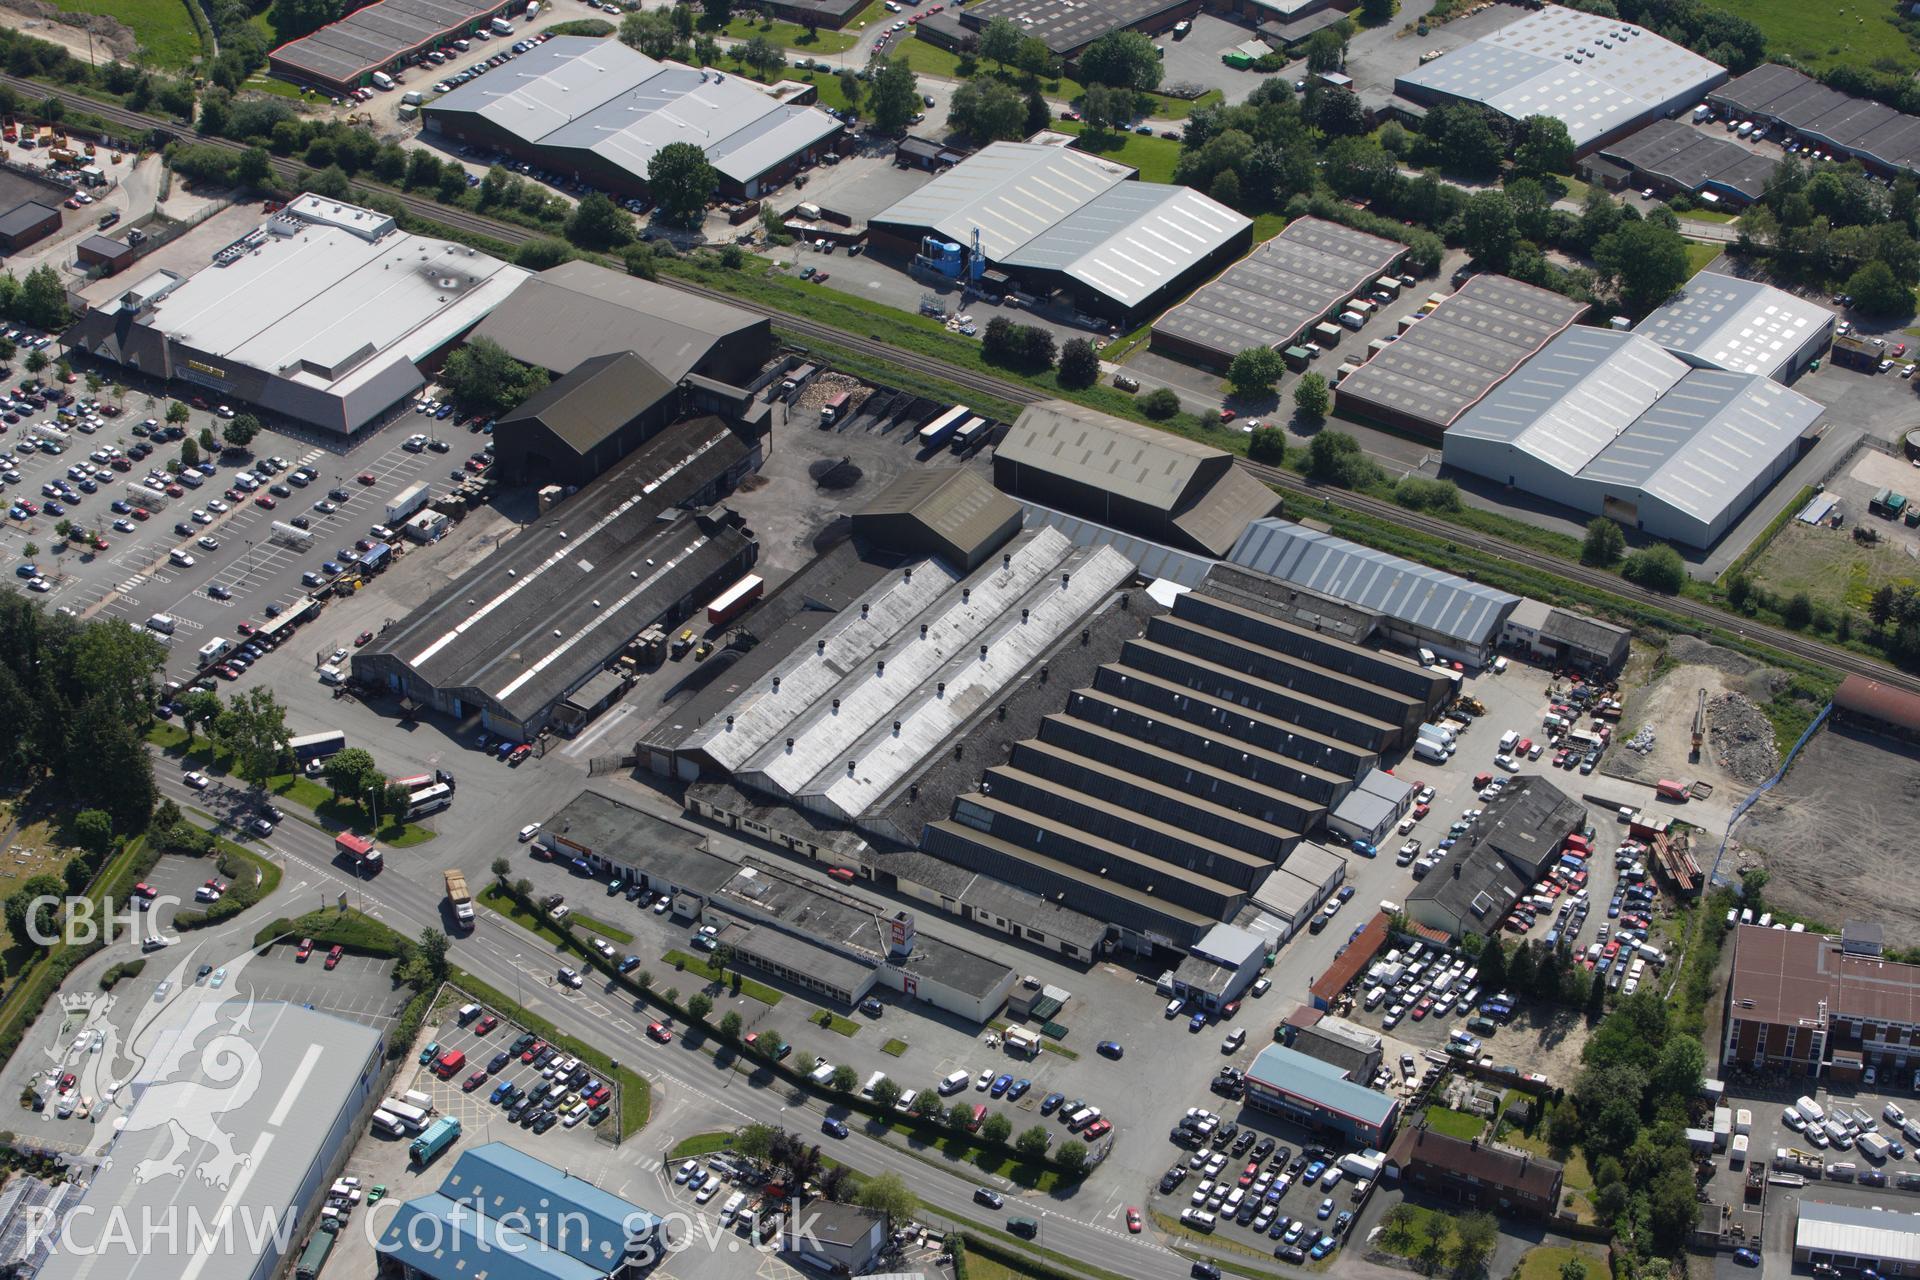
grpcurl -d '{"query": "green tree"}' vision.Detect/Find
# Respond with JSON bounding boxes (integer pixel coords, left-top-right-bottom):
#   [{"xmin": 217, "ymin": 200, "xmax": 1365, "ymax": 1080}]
[
  {"xmin": 701, "ymin": 0, "xmax": 731, "ymax": 26},
  {"xmin": 222, "ymin": 414, "xmax": 259, "ymax": 448},
  {"xmin": 977, "ymin": 15, "xmax": 1021, "ymax": 69},
  {"xmin": 735, "ymin": 1122, "xmax": 776, "ymax": 1161},
  {"xmin": 1054, "ymin": 1138, "xmax": 1088, "ymax": 1174},
  {"xmin": 1462, "ymin": 190, "xmax": 1518, "ymax": 269},
  {"xmin": 235, "ymin": 145, "xmax": 273, "ymax": 188},
  {"xmin": 165, "ymin": 401, "xmax": 190, "ymax": 425},
  {"xmin": 17, "ymin": 264, "xmax": 69, "ymax": 330},
  {"xmin": 439, "ymin": 338, "xmax": 550, "ymax": 416},
  {"xmin": 1621, "ymin": 543, "xmax": 1687, "ymax": 593},
  {"xmin": 1078, "ymin": 31, "xmax": 1161, "ymax": 91},
  {"xmin": 854, "ymin": 1170, "xmax": 917, "ymax": 1223},
  {"xmin": 198, "ymin": 427, "xmax": 217, "ymax": 451},
  {"xmin": 1784, "ymin": 591, "xmax": 1814, "ymax": 628},
  {"xmin": 403, "ymin": 928, "xmax": 450, "ymax": 986},
  {"xmin": 829, "ymin": 1063, "xmax": 857, "ymax": 1092},
  {"xmin": 1015, "ymin": 1125, "xmax": 1050, "ymax": 1159},
  {"xmin": 949, "ymin": 77, "xmax": 1026, "ymax": 142},
  {"xmin": 179, "ymin": 687, "xmax": 224, "ymax": 746},
  {"xmin": 946, "ymin": 1101, "xmax": 974, "ymax": 1131},
  {"xmin": 4, "ymin": 874, "xmax": 65, "ymax": 951},
  {"xmin": 1303, "ymin": 25, "xmax": 1346, "ymax": 73},
  {"xmin": 1360, "ymin": 0, "xmax": 1392, "ymax": 21},
  {"xmin": 838, "ymin": 70, "xmax": 863, "ymax": 118},
  {"xmin": 1056, "ymin": 338, "xmax": 1099, "ymax": 389},
  {"xmin": 73, "ymin": 809, "xmax": 113, "ymax": 856},
  {"xmin": 1228, "ymin": 346, "xmax": 1286, "ymax": 398},
  {"xmin": 566, "ymin": 193, "xmax": 635, "ymax": 251},
  {"xmin": 380, "ymin": 780, "xmax": 413, "ymax": 823},
  {"xmin": 1249, "ymin": 425, "xmax": 1286, "ymax": 464},
  {"xmin": 1305, "ymin": 430, "xmax": 1379, "ymax": 487},
  {"xmin": 982, "ymin": 1111, "xmax": 1011, "ymax": 1143},
  {"xmin": 689, "ymin": 992, "xmax": 714, "ymax": 1022},
  {"xmin": 1514, "ymin": 115, "xmax": 1575, "ymax": 178},
  {"xmin": 649, "ymin": 141, "xmax": 717, "ymax": 224},
  {"xmin": 325, "ymin": 753, "xmax": 386, "ymax": 814},
  {"xmin": 1595, "ymin": 219, "xmax": 1690, "ymax": 312},
  {"xmin": 491, "ymin": 856, "xmax": 512, "ymax": 882},
  {"xmin": 1451, "ymin": 1213, "xmax": 1498, "ymax": 1275},
  {"xmin": 871, "ymin": 1076, "xmax": 901, "ymax": 1110},
  {"xmin": 868, "ymin": 58, "xmax": 919, "ymax": 133},
  {"xmin": 1026, "ymin": 88, "xmax": 1052, "ymax": 136},
  {"xmin": 1846, "ymin": 259, "xmax": 1914, "ymax": 317},
  {"xmin": 1128, "ymin": 386, "xmax": 1175, "ymax": 419},
  {"xmin": 1581, "ymin": 517, "xmax": 1625, "ymax": 566},
  {"xmin": 179, "ymin": 437, "xmax": 200, "ymax": 470},
  {"xmin": 740, "ymin": 35, "xmax": 784, "ymax": 76},
  {"xmin": 619, "ymin": 8, "xmax": 678, "ymax": 57},
  {"xmin": 1293, "ymin": 371, "xmax": 1330, "ymax": 419}
]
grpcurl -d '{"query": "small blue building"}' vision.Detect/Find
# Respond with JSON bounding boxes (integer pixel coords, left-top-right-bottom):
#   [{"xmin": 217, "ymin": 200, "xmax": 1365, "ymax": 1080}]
[{"xmin": 1243, "ymin": 1044, "xmax": 1400, "ymax": 1147}]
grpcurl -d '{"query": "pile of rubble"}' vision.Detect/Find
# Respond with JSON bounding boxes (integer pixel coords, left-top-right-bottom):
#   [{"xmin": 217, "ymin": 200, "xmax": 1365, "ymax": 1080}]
[
  {"xmin": 1707, "ymin": 691, "xmax": 1781, "ymax": 785},
  {"xmin": 1625, "ymin": 724, "xmax": 1657, "ymax": 754}
]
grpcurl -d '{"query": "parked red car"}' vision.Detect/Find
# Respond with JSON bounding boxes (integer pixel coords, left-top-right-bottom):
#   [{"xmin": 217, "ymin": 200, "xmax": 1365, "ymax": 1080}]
[
  {"xmin": 325, "ymin": 944, "xmax": 344, "ymax": 970},
  {"xmin": 475, "ymin": 1014, "xmax": 498, "ymax": 1035},
  {"xmin": 296, "ymin": 937, "xmax": 312, "ymax": 961}
]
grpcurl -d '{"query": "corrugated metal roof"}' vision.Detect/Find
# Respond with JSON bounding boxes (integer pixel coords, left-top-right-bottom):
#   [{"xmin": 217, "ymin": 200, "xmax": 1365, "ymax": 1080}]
[
  {"xmin": 1018, "ymin": 500, "xmax": 1218, "ymax": 586},
  {"xmin": 999, "ymin": 399, "xmax": 1220, "ymax": 510},
  {"xmin": 1796, "ymin": 1200, "xmax": 1920, "ymax": 1266},
  {"xmin": 437, "ymin": 1144, "xmax": 663, "ymax": 1265},
  {"xmin": 1634, "ymin": 270, "xmax": 1833, "ymax": 379},
  {"xmin": 1397, "ymin": 7, "xmax": 1725, "ymax": 149},
  {"xmin": 498, "ymin": 350, "xmax": 672, "ymax": 454},
  {"xmin": 859, "ymin": 468, "xmax": 1023, "ymax": 565},
  {"xmin": 1715, "ymin": 63, "xmax": 1920, "ymax": 174},
  {"xmin": 871, "ymin": 142, "xmax": 1130, "ymax": 261},
  {"xmin": 1002, "ymin": 183, "xmax": 1250, "ymax": 309},
  {"xmin": 1449, "ymin": 327, "xmax": 1825, "ymax": 523},
  {"xmin": 1247, "ymin": 1043, "xmax": 1398, "ymax": 1127},
  {"xmin": 1227, "ymin": 519, "xmax": 1518, "ymax": 648}
]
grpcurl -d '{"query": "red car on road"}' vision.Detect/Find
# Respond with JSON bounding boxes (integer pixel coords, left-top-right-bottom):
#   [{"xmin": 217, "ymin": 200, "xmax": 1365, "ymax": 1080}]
[
  {"xmin": 647, "ymin": 1022, "xmax": 673, "ymax": 1043},
  {"xmin": 325, "ymin": 944, "xmax": 344, "ymax": 970}
]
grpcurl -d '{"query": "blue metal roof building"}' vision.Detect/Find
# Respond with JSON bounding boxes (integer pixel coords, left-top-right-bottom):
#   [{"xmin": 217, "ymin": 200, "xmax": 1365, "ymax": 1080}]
[
  {"xmin": 377, "ymin": 1143, "xmax": 665, "ymax": 1280},
  {"xmin": 1244, "ymin": 1043, "xmax": 1401, "ymax": 1146}
]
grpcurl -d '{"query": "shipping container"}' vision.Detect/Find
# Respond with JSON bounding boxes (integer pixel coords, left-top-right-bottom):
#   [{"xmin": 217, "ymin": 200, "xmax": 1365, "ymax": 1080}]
[
  {"xmin": 916, "ymin": 404, "xmax": 969, "ymax": 446},
  {"xmin": 707, "ymin": 574, "xmax": 765, "ymax": 626},
  {"xmin": 385, "ymin": 482, "xmax": 429, "ymax": 524}
]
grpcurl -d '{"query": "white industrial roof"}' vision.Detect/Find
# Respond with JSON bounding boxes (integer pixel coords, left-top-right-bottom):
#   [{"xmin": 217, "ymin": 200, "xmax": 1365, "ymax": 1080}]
[
  {"xmin": 1001, "ymin": 182, "xmax": 1251, "ymax": 309},
  {"xmin": 428, "ymin": 37, "xmax": 838, "ymax": 186},
  {"xmin": 1797, "ymin": 1201, "xmax": 1920, "ymax": 1267},
  {"xmin": 1448, "ymin": 327, "xmax": 1824, "ymax": 524},
  {"xmin": 1633, "ymin": 271, "xmax": 1833, "ymax": 379},
  {"xmin": 1398, "ymin": 7, "xmax": 1726, "ymax": 148},
  {"xmin": 141, "ymin": 200, "xmax": 526, "ymax": 398},
  {"xmin": 875, "ymin": 142, "xmax": 1130, "ymax": 260}
]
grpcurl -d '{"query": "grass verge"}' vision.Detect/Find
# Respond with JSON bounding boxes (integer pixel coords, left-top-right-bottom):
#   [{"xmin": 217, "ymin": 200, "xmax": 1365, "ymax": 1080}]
[
  {"xmin": 48, "ymin": 0, "xmax": 203, "ymax": 65},
  {"xmin": 667, "ymin": 1130, "xmax": 736, "ymax": 1159},
  {"xmin": 567, "ymin": 910, "xmax": 634, "ymax": 945},
  {"xmin": 1052, "ymin": 120, "xmax": 1181, "ymax": 182},
  {"xmin": 662, "ymin": 948, "xmax": 783, "ymax": 1006},
  {"xmin": 1419, "ymin": 1104, "xmax": 1485, "ymax": 1139},
  {"xmin": 811, "ymin": 1008, "xmax": 861, "ymax": 1036},
  {"xmin": 480, "ymin": 882, "xmax": 570, "ymax": 949},
  {"xmin": 1514, "ymin": 1245, "xmax": 1612, "ymax": 1280},
  {"xmin": 719, "ymin": 15, "xmax": 857, "ymax": 51},
  {"xmin": 881, "ymin": 1037, "xmax": 908, "ymax": 1056},
  {"xmin": 1683, "ymin": 238, "xmax": 1722, "ymax": 278}
]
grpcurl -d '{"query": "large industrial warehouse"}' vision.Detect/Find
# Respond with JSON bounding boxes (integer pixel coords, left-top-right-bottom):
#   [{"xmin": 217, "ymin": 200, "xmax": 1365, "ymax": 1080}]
[
  {"xmin": 422, "ymin": 37, "xmax": 843, "ymax": 199},
  {"xmin": 914, "ymin": 0, "xmax": 1197, "ymax": 60},
  {"xmin": 1151, "ymin": 216, "xmax": 1406, "ymax": 371},
  {"xmin": 40, "ymin": 1004, "xmax": 381, "ymax": 1280},
  {"xmin": 1395, "ymin": 6, "xmax": 1728, "ymax": 153},
  {"xmin": 1633, "ymin": 271, "xmax": 1833, "ymax": 382},
  {"xmin": 869, "ymin": 142, "xmax": 1251, "ymax": 325},
  {"xmin": 1333, "ymin": 273, "xmax": 1586, "ymax": 440},
  {"xmin": 993, "ymin": 400, "xmax": 1280, "ymax": 556},
  {"xmin": 66, "ymin": 195, "xmax": 527, "ymax": 436},
  {"xmin": 1444, "ymin": 327, "xmax": 1826, "ymax": 548},
  {"xmin": 353, "ymin": 415, "xmax": 765, "ymax": 739},
  {"xmin": 269, "ymin": 0, "xmax": 525, "ymax": 96},
  {"xmin": 1592, "ymin": 119, "xmax": 1778, "ymax": 207},
  {"xmin": 1710, "ymin": 63, "xmax": 1920, "ymax": 178}
]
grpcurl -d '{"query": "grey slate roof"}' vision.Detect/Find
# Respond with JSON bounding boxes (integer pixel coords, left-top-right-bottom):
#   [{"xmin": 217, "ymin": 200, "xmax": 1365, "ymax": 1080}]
[
  {"xmin": 1448, "ymin": 327, "xmax": 1826, "ymax": 524},
  {"xmin": 470, "ymin": 259, "xmax": 766, "ymax": 380},
  {"xmin": 1153, "ymin": 216, "xmax": 1406, "ymax": 361},
  {"xmin": 0, "ymin": 201, "xmax": 56, "ymax": 237},
  {"xmin": 1633, "ymin": 270, "xmax": 1833, "ymax": 379},
  {"xmin": 1335, "ymin": 273, "xmax": 1586, "ymax": 431},
  {"xmin": 1395, "ymin": 6, "xmax": 1726, "ymax": 149},
  {"xmin": 1599, "ymin": 119, "xmax": 1778, "ymax": 202},
  {"xmin": 1227, "ymin": 519, "xmax": 1519, "ymax": 649},
  {"xmin": 1713, "ymin": 62, "xmax": 1920, "ymax": 174}
]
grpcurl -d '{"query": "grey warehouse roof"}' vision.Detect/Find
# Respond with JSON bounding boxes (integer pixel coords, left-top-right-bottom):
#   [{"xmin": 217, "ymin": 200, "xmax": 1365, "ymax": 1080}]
[
  {"xmin": 1598, "ymin": 118, "xmax": 1778, "ymax": 202},
  {"xmin": 1447, "ymin": 327, "xmax": 1825, "ymax": 526},
  {"xmin": 1153, "ymin": 216, "xmax": 1406, "ymax": 361},
  {"xmin": 1713, "ymin": 63, "xmax": 1920, "ymax": 175},
  {"xmin": 471, "ymin": 259, "xmax": 766, "ymax": 379},
  {"xmin": 271, "ymin": 0, "xmax": 504, "ymax": 85},
  {"xmin": 1396, "ymin": 7, "xmax": 1727, "ymax": 149},
  {"xmin": 498, "ymin": 350, "xmax": 673, "ymax": 454},
  {"xmin": 873, "ymin": 142, "xmax": 1247, "ymax": 309},
  {"xmin": 1227, "ymin": 519, "xmax": 1519, "ymax": 649},
  {"xmin": 1633, "ymin": 271, "xmax": 1833, "ymax": 380},
  {"xmin": 948, "ymin": 0, "xmax": 1190, "ymax": 55},
  {"xmin": 424, "ymin": 37, "xmax": 839, "ymax": 186},
  {"xmin": 1335, "ymin": 273, "xmax": 1586, "ymax": 431},
  {"xmin": 40, "ymin": 1003, "xmax": 380, "ymax": 1280},
  {"xmin": 358, "ymin": 418, "xmax": 753, "ymax": 722}
]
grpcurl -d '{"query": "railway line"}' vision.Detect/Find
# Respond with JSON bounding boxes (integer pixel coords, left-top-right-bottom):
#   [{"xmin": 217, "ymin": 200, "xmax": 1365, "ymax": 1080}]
[{"xmin": 24, "ymin": 76, "xmax": 1919, "ymax": 695}]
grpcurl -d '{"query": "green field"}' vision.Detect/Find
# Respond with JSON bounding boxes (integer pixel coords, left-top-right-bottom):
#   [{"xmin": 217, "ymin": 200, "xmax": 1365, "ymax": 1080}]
[
  {"xmin": 719, "ymin": 15, "xmax": 857, "ymax": 53},
  {"xmin": 1420, "ymin": 1105, "xmax": 1486, "ymax": 1140},
  {"xmin": 48, "ymin": 0, "xmax": 204, "ymax": 66},
  {"xmin": 1717, "ymin": 0, "xmax": 1920, "ymax": 74},
  {"xmin": 1683, "ymin": 239, "xmax": 1722, "ymax": 278},
  {"xmin": 1052, "ymin": 121, "xmax": 1181, "ymax": 182}
]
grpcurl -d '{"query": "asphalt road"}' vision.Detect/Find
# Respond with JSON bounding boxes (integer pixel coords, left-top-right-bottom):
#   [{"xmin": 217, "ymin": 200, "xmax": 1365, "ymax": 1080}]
[{"xmin": 149, "ymin": 767, "xmax": 1193, "ymax": 1280}]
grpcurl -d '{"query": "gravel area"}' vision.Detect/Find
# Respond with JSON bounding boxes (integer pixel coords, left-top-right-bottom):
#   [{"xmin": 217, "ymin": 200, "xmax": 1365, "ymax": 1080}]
[{"xmin": 1707, "ymin": 691, "xmax": 1781, "ymax": 786}]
